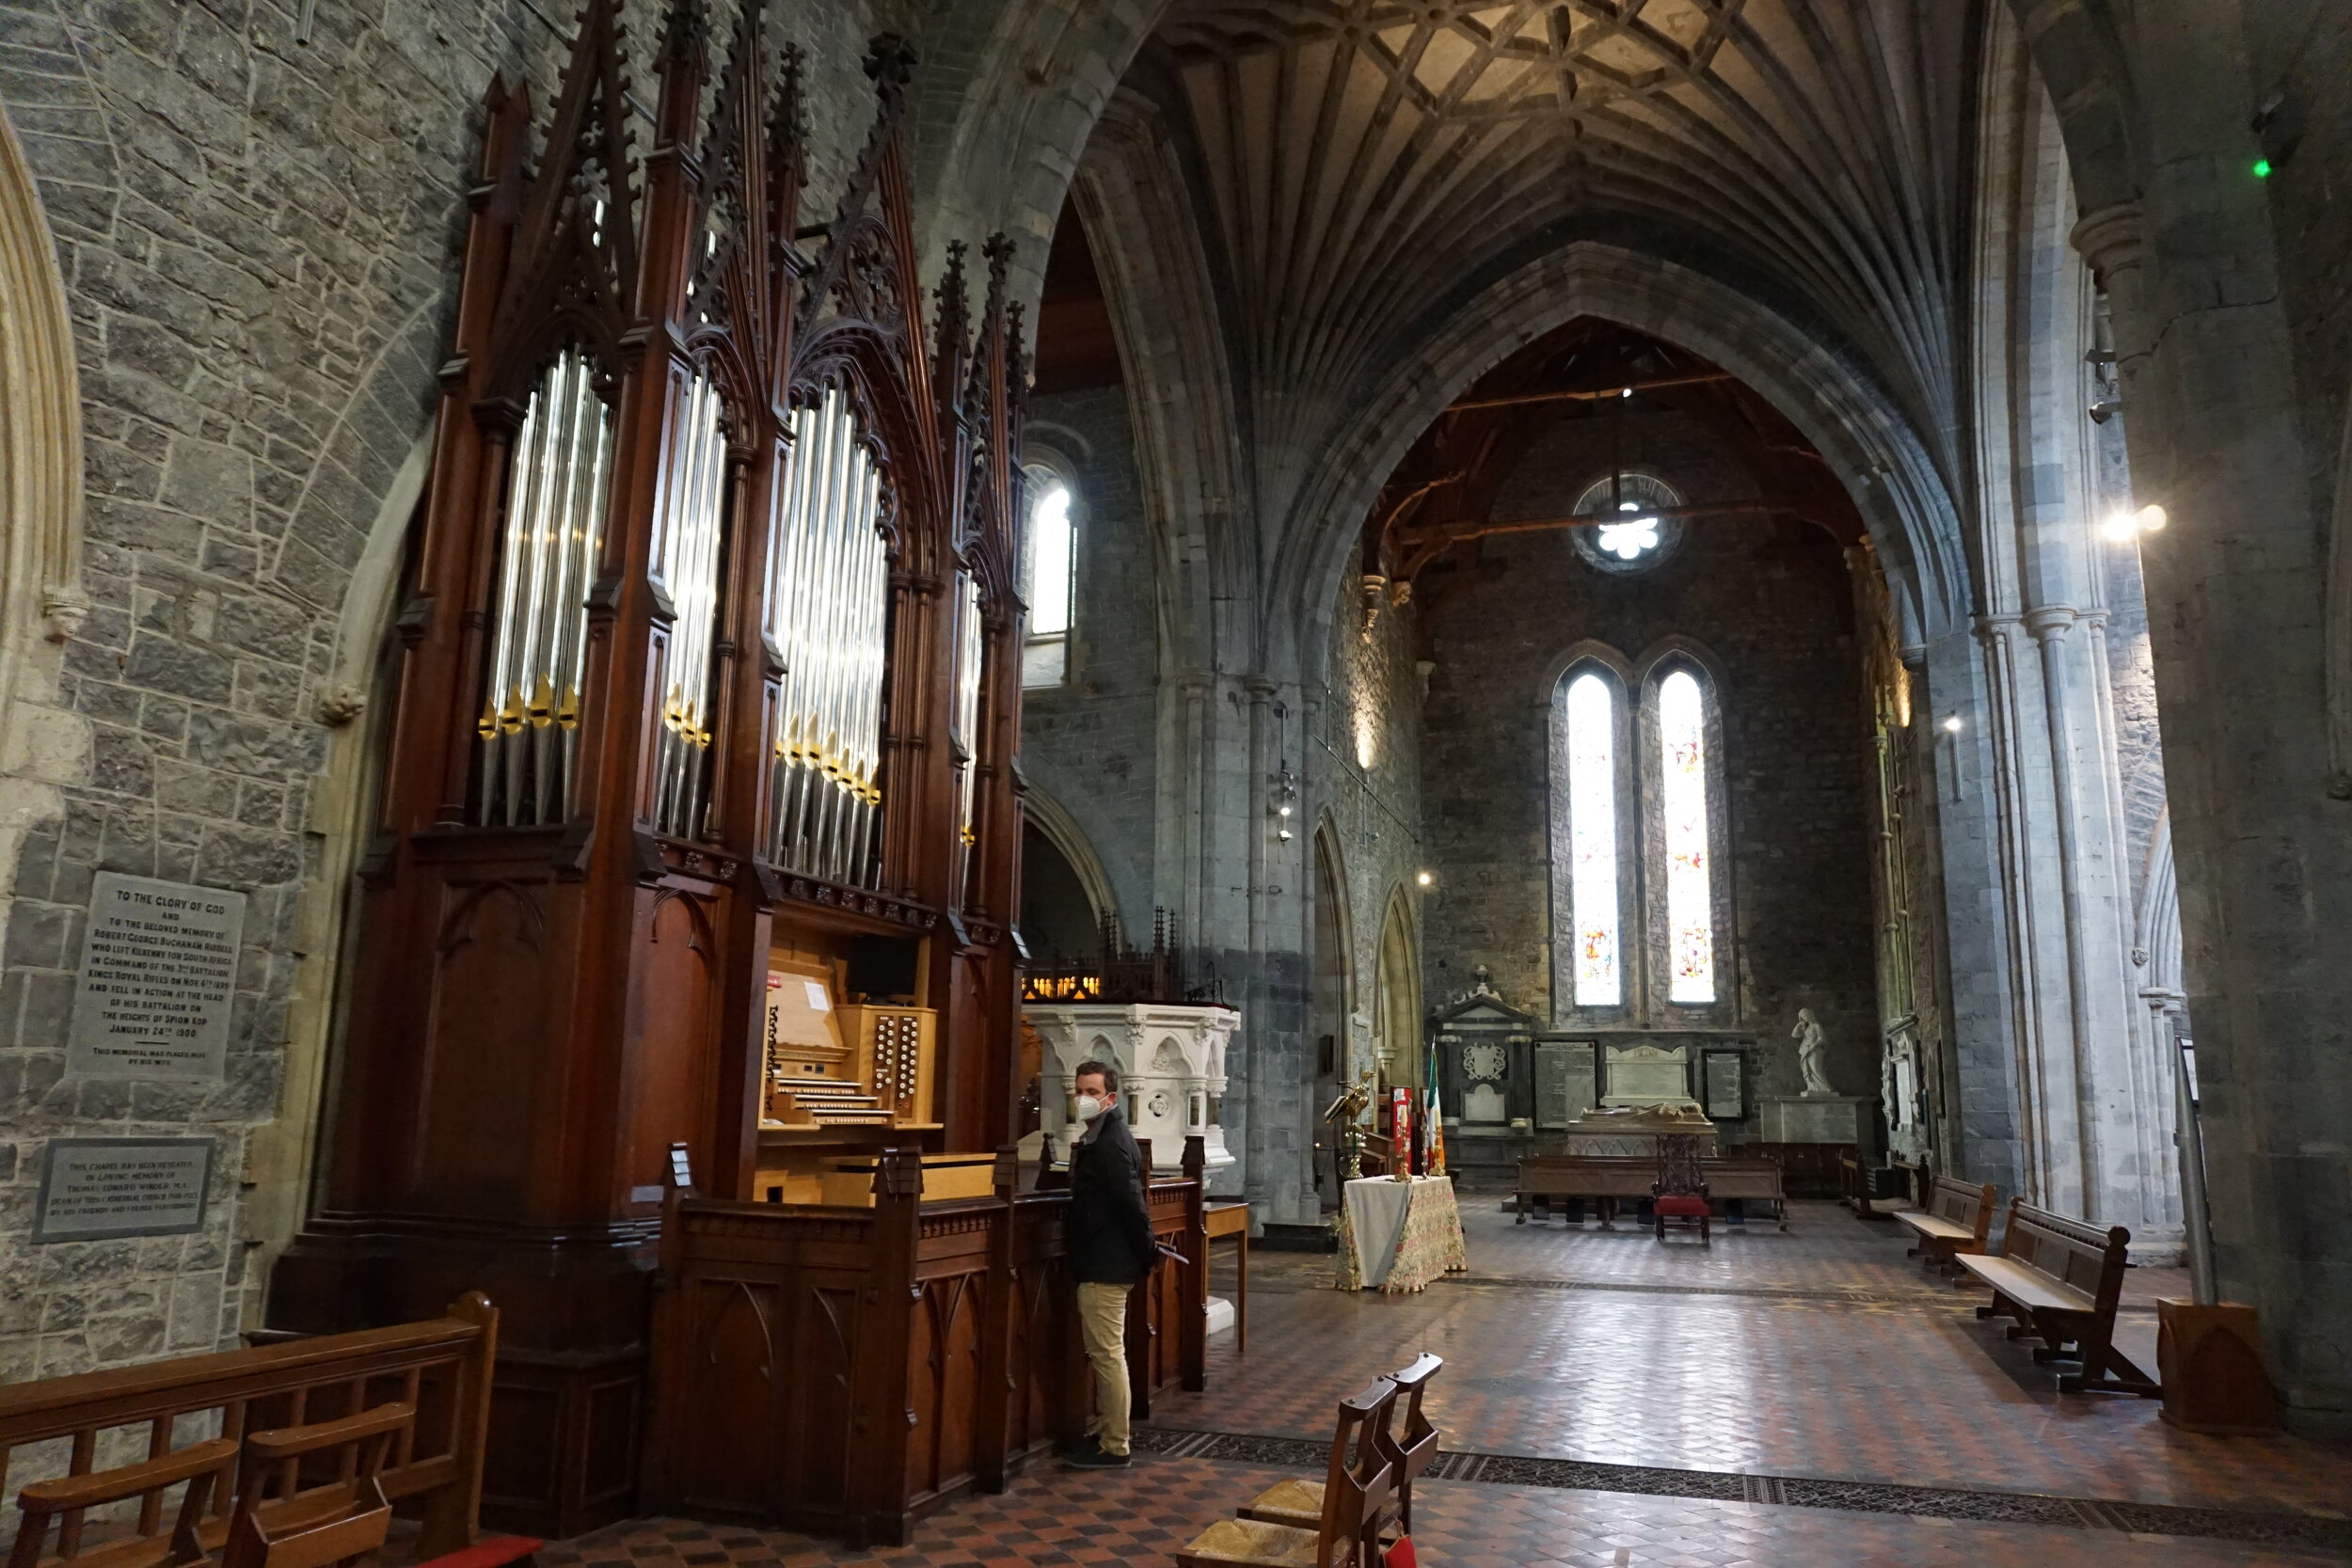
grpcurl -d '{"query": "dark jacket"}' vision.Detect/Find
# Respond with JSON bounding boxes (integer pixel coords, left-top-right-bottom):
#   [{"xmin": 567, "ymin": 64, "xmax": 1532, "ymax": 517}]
[{"xmin": 1067, "ymin": 1106, "xmax": 1159, "ymax": 1286}]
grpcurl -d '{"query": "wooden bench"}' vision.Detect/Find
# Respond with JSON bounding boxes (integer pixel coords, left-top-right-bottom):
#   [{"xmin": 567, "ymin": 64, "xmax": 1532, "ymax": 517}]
[
  {"xmin": 1957, "ymin": 1199, "xmax": 2157, "ymax": 1396},
  {"xmin": 1516, "ymin": 1155, "xmax": 1653, "ymax": 1227},
  {"xmin": 1518, "ymin": 1154, "xmax": 1787, "ymax": 1229},
  {"xmin": 1702, "ymin": 1157, "xmax": 1788, "ymax": 1230},
  {"xmin": 1893, "ymin": 1176, "xmax": 1996, "ymax": 1271},
  {"xmin": 0, "ymin": 1293, "xmax": 500, "ymax": 1564}
]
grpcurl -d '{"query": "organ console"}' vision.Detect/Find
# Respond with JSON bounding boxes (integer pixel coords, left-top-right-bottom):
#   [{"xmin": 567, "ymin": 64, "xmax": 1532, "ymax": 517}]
[{"xmin": 265, "ymin": 0, "xmax": 1061, "ymax": 1536}]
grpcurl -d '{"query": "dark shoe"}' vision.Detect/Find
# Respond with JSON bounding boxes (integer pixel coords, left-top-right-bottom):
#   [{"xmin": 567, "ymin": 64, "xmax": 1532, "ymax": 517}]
[
  {"xmin": 1055, "ymin": 1434, "xmax": 1095, "ymax": 1459},
  {"xmin": 1063, "ymin": 1441, "xmax": 1131, "ymax": 1468}
]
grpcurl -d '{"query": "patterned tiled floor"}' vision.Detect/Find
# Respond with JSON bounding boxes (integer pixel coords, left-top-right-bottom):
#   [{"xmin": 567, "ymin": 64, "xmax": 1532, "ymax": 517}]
[
  {"xmin": 1173, "ymin": 1198, "xmax": 2347, "ymax": 1515},
  {"xmin": 534, "ymin": 1196, "xmax": 2350, "ymax": 1565},
  {"xmin": 543, "ymin": 1462, "xmax": 2345, "ymax": 1568}
]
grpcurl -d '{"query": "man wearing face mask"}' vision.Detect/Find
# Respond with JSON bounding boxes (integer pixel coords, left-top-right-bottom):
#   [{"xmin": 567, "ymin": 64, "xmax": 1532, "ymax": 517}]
[{"xmin": 1062, "ymin": 1059, "xmax": 1158, "ymax": 1468}]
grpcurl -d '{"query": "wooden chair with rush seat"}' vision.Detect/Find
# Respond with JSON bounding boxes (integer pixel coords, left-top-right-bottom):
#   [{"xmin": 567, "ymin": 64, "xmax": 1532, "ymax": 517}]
[
  {"xmin": 1240, "ymin": 1355, "xmax": 1442, "ymax": 1546},
  {"xmin": 1178, "ymin": 1378, "xmax": 1400, "ymax": 1567},
  {"xmin": 1652, "ymin": 1133, "xmax": 1710, "ymax": 1243}
]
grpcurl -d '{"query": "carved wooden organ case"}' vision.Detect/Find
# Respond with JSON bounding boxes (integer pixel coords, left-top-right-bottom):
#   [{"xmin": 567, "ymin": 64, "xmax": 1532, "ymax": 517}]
[{"xmin": 271, "ymin": 1, "xmax": 1031, "ymax": 1532}]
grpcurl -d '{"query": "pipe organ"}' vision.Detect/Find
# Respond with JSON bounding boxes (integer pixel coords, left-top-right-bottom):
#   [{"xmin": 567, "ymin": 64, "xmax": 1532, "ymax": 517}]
[
  {"xmin": 768, "ymin": 385, "xmax": 891, "ymax": 886},
  {"xmin": 270, "ymin": 3, "xmax": 1040, "ymax": 1537},
  {"xmin": 478, "ymin": 350, "xmax": 612, "ymax": 826},
  {"xmin": 649, "ymin": 369, "xmax": 730, "ymax": 840}
]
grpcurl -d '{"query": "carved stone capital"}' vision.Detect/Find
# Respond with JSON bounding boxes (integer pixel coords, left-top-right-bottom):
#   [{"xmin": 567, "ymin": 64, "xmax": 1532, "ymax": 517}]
[
  {"xmin": 41, "ymin": 584, "xmax": 89, "ymax": 642},
  {"xmin": 2069, "ymin": 201, "xmax": 2146, "ymax": 290},
  {"xmin": 2022, "ymin": 604, "xmax": 2085, "ymax": 642}
]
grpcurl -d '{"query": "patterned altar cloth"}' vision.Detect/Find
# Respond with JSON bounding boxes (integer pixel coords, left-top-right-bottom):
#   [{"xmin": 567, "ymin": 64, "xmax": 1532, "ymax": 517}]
[{"xmin": 1333, "ymin": 1174, "xmax": 1469, "ymax": 1291}]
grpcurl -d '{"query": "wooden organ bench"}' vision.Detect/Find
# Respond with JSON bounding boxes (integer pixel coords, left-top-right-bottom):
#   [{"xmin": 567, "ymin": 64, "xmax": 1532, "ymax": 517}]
[
  {"xmin": 1957, "ymin": 1199, "xmax": 2157, "ymax": 1395},
  {"xmin": 1893, "ymin": 1176, "xmax": 1996, "ymax": 1271},
  {"xmin": 1, "ymin": 1297, "xmax": 503, "ymax": 1568}
]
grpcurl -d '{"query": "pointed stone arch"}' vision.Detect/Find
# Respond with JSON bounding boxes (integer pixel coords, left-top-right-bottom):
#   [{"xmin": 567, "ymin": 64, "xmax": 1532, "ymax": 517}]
[{"xmin": 0, "ymin": 102, "xmax": 90, "ymax": 966}]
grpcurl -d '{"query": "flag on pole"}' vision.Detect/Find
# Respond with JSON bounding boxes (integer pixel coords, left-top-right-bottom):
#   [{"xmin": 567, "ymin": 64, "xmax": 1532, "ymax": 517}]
[{"xmin": 1424, "ymin": 1041, "xmax": 1446, "ymax": 1176}]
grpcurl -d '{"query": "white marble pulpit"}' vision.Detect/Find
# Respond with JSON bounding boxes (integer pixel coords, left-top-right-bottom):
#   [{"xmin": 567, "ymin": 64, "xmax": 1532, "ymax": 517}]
[{"xmin": 1025, "ymin": 1002, "xmax": 1240, "ymax": 1171}]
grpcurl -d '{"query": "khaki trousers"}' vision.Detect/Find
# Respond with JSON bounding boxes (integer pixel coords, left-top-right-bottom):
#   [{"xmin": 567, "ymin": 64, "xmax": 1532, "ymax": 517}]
[{"xmin": 1074, "ymin": 1280, "xmax": 1132, "ymax": 1456}]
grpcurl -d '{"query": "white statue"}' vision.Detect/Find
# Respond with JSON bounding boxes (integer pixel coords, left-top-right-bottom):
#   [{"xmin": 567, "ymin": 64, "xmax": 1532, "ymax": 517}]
[{"xmin": 1792, "ymin": 1008, "xmax": 1835, "ymax": 1097}]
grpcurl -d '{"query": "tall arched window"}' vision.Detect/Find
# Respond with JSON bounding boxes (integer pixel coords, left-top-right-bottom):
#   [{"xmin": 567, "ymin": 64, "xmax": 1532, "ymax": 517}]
[
  {"xmin": 1657, "ymin": 669, "xmax": 1715, "ymax": 1004},
  {"xmin": 1564, "ymin": 671, "xmax": 1622, "ymax": 1006},
  {"xmin": 1022, "ymin": 465, "xmax": 1074, "ymax": 688}
]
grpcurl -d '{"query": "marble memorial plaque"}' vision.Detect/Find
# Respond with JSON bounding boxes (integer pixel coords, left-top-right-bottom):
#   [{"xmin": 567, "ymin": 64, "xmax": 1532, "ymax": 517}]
[
  {"xmin": 35, "ymin": 1137, "xmax": 214, "ymax": 1242},
  {"xmin": 67, "ymin": 874, "xmax": 246, "ymax": 1080},
  {"xmin": 1602, "ymin": 1043, "xmax": 1690, "ymax": 1105},
  {"xmin": 1704, "ymin": 1050, "xmax": 1744, "ymax": 1118}
]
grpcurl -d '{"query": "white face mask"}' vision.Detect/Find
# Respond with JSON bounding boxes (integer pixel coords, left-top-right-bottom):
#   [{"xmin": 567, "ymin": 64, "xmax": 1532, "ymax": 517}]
[{"xmin": 1074, "ymin": 1093, "xmax": 1106, "ymax": 1122}]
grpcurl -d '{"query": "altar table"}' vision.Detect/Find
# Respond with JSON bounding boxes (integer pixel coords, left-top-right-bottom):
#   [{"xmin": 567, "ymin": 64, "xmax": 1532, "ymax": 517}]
[{"xmin": 1334, "ymin": 1175, "xmax": 1469, "ymax": 1291}]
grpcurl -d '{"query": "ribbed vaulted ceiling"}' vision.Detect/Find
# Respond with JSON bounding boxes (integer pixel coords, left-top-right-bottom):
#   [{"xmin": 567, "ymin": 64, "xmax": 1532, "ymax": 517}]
[{"xmin": 1151, "ymin": 0, "xmax": 1976, "ymax": 484}]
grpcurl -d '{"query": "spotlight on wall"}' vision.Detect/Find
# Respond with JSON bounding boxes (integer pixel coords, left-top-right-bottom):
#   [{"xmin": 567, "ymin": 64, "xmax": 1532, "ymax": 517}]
[
  {"xmin": 1271, "ymin": 758, "xmax": 1298, "ymax": 842},
  {"xmin": 1417, "ymin": 870, "xmax": 1435, "ymax": 887},
  {"xmin": 1942, "ymin": 715, "xmax": 1963, "ymax": 734},
  {"xmin": 2102, "ymin": 512, "xmax": 2142, "ymax": 543},
  {"xmin": 2137, "ymin": 504, "xmax": 2168, "ymax": 532}
]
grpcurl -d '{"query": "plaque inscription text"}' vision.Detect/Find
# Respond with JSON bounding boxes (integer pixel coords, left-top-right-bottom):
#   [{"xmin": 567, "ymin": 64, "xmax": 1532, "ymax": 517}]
[{"xmin": 67, "ymin": 873, "xmax": 246, "ymax": 1080}]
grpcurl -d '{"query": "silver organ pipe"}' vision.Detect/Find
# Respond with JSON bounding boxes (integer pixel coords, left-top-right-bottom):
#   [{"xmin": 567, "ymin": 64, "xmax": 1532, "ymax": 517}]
[
  {"xmin": 479, "ymin": 350, "xmax": 612, "ymax": 826},
  {"xmin": 950, "ymin": 568, "xmax": 983, "ymax": 891},
  {"xmin": 650, "ymin": 371, "xmax": 729, "ymax": 837},
  {"xmin": 768, "ymin": 385, "xmax": 891, "ymax": 886}
]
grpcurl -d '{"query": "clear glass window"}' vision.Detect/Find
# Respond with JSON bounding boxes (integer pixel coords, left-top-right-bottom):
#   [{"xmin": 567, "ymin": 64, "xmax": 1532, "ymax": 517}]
[
  {"xmin": 1023, "ymin": 470, "xmax": 1073, "ymax": 689},
  {"xmin": 1565, "ymin": 672, "xmax": 1620, "ymax": 1006},
  {"xmin": 1659, "ymin": 670, "xmax": 1715, "ymax": 1003}
]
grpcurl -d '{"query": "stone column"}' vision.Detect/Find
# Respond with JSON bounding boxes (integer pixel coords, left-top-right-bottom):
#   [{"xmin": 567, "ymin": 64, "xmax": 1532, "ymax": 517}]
[
  {"xmin": 2025, "ymin": 604, "xmax": 2183, "ymax": 1258},
  {"xmin": 2075, "ymin": 170, "xmax": 2352, "ymax": 1421}
]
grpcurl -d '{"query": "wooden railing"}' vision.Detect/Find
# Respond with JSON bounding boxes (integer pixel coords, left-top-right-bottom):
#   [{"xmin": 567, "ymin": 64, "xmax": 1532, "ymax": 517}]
[
  {"xmin": 643, "ymin": 1141, "xmax": 1210, "ymax": 1547},
  {"xmin": 0, "ymin": 1294, "xmax": 497, "ymax": 1560}
]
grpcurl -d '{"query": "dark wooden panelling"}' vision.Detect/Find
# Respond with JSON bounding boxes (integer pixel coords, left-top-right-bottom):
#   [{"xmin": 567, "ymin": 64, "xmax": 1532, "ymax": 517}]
[{"xmin": 644, "ymin": 1145, "xmax": 1211, "ymax": 1546}]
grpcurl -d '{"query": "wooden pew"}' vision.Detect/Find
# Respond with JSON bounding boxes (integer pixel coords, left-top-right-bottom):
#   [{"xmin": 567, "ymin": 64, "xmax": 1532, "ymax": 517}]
[
  {"xmin": 1701, "ymin": 1157, "xmax": 1788, "ymax": 1230},
  {"xmin": 216, "ymin": 1403, "xmax": 413, "ymax": 1568},
  {"xmin": 1518, "ymin": 1154, "xmax": 1788, "ymax": 1229},
  {"xmin": 1893, "ymin": 1176, "xmax": 1996, "ymax": 1271},
  {"xmin": 1958, "ymin": 1199, "xmax": 2157, "ymax": 1396},
  {"xmin": 1515, "ymin": 1155, "xmax": 1653, "ymax": 1227},
  {"xmin": 0, "ymin": 1295, "xmax": 499, "ymax": 1562}
]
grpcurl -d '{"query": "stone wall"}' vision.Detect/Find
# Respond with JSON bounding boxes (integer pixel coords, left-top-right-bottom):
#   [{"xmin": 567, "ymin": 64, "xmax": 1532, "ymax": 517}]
[
  {"xmin": 0, "ymin": 0, "xmax": 912, "ymax": 1385},
  {"xmin": 1018, "ymin": 388, "xmax": 1160, "ymax": 935},
  {"xmin": 1418, "ymin": 411, "xmax": 1882, "ymax": 1107},
  {"xmin": 1311, "ymin": 567, "xmax": 1425, "ymax": 1077}
]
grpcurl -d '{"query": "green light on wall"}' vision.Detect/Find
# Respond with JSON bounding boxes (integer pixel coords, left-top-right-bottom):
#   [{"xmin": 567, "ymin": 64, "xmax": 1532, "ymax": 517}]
[{"xmin": 2253, "ymin": 158, "xmax": 2273, "ymax": 178}]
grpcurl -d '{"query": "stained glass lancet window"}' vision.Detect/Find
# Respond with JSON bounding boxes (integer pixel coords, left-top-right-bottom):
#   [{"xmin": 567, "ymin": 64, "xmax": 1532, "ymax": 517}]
[
  {"xmin": 1659, "ymin": 670, "xmax": 1715, "ymax": 1003},
  {"xmin": 1565, "ymin": 673, "xmax": 1620, "ymax": 1006}
]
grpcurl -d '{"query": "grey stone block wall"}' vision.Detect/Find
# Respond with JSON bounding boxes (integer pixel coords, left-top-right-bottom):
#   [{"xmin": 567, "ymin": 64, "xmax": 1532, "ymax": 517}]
[
  {"xmin": 1019, "ymin": 388, "xmax": 1160, "ymax": 935},
  {"xmin": 1417, "ymin": 411, "xmax": 1881, "ymax": 1103}
]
